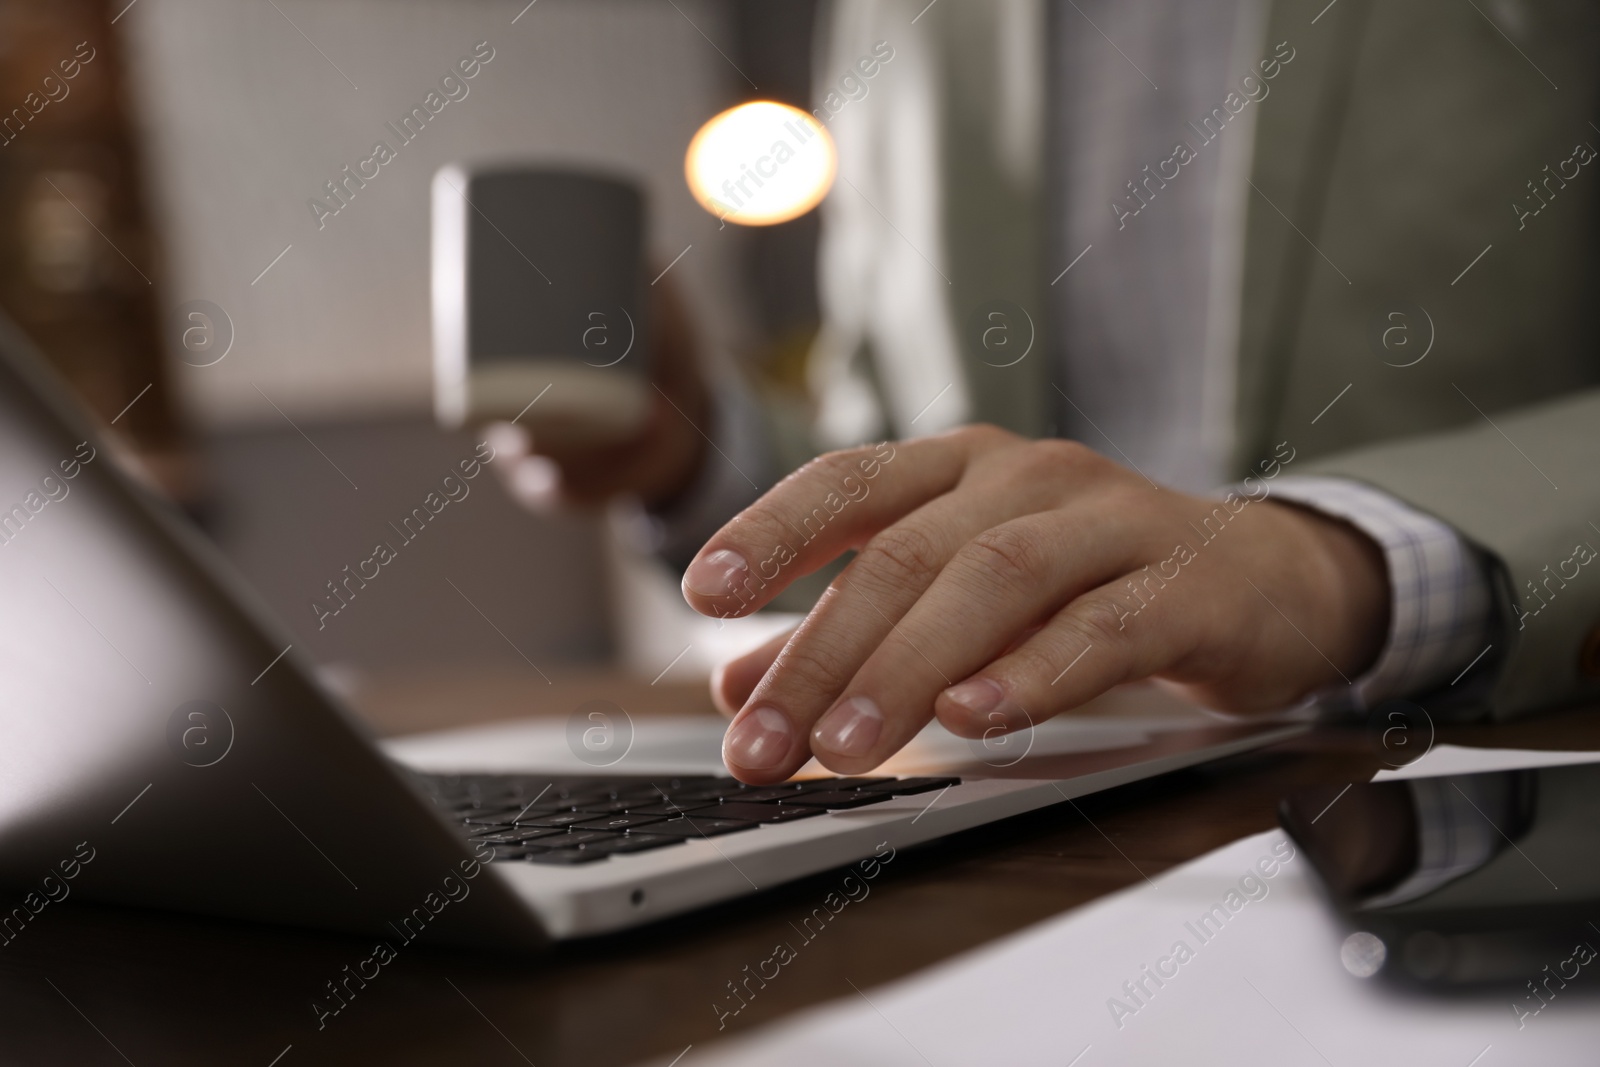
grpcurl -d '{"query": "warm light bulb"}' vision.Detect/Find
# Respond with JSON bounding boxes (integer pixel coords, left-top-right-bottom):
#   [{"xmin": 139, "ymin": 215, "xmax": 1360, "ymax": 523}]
[{"xmin": 685, "ymin": 101, "xmax": 836, "ymax": 226}]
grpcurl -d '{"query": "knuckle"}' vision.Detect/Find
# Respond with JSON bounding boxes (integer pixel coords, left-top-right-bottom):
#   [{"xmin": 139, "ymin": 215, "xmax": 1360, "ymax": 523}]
[
  {"xmin": 857, "ymin": 523, "xmax": 945, "ymax": 589},
  {"xmin": 789, "ymin": 443, "xmax": 889, "ymax": 494},
  {"xmin": 1027, "ymin": 437, "xmax": 1102, "ymax": 474},
  {"xmin": 791, "ymin": 448, "xmax": 860, "ymax": 485},
  {"xmin": 991, "ymin": 438, "xmax": 1086, "ymax": 488},
  {"xmin": 768, "ymin": 447, "xmax": 877, "ymax": 529},
  {"xmin": 963, "ymin": 524, "xmax": 1049, "ymax": 587},
  {"xmin": 1036, "ymin": 436, "xmax": 1088, "ymax": 460},
  {"xmin": 999, "ymin": 639, "xmax": 1062, "ymax": 689},
  {"xmin": 949, "ymin": 422, "xmax": 1017, "ymax": 451},
  {"xmin": 769, "ymin": 632, "xmax": 851, "ymax": 695},
  {"xmin": 1067, "ymin": 594, "xmax": 1133, "ymax": 651}
]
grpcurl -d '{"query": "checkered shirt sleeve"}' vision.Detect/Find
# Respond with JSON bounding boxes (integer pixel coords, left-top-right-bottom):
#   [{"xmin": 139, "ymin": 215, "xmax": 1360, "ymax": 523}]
[{"xmin": 1266, "ymin": 476, "xmax": 1496, "ymax": 709}]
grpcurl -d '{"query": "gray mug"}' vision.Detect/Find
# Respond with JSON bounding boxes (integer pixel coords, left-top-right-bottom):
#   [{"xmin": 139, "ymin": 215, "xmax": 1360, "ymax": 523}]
[{"xmin": 432, "ymin": 165, "xmax": 651, "ymax": 445}]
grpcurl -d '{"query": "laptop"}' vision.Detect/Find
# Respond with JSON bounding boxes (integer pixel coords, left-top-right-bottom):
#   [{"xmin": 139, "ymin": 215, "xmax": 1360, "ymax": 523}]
[{"xmin": 0, "ymin": 317, "xmax": 1303, "ymax": 950}]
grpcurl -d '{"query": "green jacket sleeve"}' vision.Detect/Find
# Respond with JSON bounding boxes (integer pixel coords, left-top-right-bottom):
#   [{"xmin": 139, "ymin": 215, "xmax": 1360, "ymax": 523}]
[{"xmin": 1302, "ymin": 389, "xmax": 1600, "ymax": 719}]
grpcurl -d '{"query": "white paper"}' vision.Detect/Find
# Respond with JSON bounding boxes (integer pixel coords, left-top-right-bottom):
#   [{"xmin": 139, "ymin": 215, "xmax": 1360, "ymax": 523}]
[
  {"xmin": 1372, "ymin": 743, "xmax": 1600, "ymax": 781},
  {"xmin": 661, "ymin": 746, "xmax": 1600, "ymax": 1066}
]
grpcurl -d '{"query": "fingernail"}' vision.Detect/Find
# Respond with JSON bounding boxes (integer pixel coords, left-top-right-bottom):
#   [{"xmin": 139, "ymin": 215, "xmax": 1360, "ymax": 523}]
[
  {"xmin": 684, "ymin": 548, "xmax": 749, "ymax": 598},
  {"xmin": 724, "ymin": 705, "xmax": 793, "ymax": 771},
  {"xmin": 942, "ymin": 677, "xmax": 1004, "ymax": 718},
  {"xmin": 813, "ymin": 695, "xmax": 883, "ymax": 759}
]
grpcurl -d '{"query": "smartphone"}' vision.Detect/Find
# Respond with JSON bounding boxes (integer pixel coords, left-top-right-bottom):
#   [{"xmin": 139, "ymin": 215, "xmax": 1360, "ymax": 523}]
[
  {"xmin": 1280, "ymin": 761, "xmax": 1600, "ymax": 989},
  {"xmin": 432, "ymin": 165, "xmax": 651, "ymax": 446}
]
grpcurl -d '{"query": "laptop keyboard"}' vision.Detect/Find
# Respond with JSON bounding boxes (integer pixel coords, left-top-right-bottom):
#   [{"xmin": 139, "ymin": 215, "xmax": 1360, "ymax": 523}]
[{"xmin": 420, "ymin": 773, "xmax": 960, "ymax": 866}]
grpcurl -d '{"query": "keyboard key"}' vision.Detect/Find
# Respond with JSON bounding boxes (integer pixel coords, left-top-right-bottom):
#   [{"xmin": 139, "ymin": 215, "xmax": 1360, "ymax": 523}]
[
  {"xmin": 655, "ymin": 777, "xmax": 744, "ymax": 797},
  {"xmin": 515, "ymin": 810, "xmax": 599, "ymax": 829},
  {"xmin": 573, "ymin": 813, "xmax": 668, "ymax": 832},
  {"xmin": 550, "ymin": 795, "xmax": 613, "ymax": 812},
  {"xmin": 570, "ymin": 833, "xmax": 683, "ymax": 855},
  {"xmin": 556, "ymin": 830, "xmax": 629, "ymax": 847},
  {"xmin": 500, "ymin": 804, "xmax": 567, "ymax": 820},
  {"xmin": 459, "ymin": 808, "xmax": 524, "ymax": 824},
  {"xmin": 549, "ymin": 785, "xmax": 613, "ymax": 803},
  {"xmin": 485, "ymin": 845, "xmax": 537, "ymax": 862},
  {"xmin": 425, "ymin": 774, "xmax": 958, "ymax": 857},
  {"xmin": 474, "ymin": 827, "xmax": 570, "ymax": 845},
  {"xmin": 627, "ymin": 777, "xmax": 719, "ymax": 797},
  {"xmin": 516, "ymin": 828, "xmax": 573, "ymax": 843},
  {"xmin": 610, "ymin": 784, "xmax": 673, "ymax": 800},
  {"xmin": 859, "ymin": 777, "xmax": 960, "ymax": 796},
  {"xmin": 710, "ymin": 787, "xmax": 806, "ymax": 804},
  {"xmin": 646, "ymin": 817, "xmax": 762, "ymax": 838},
  {"xmin": 571, "ymin": 798, "xmax": 638, "ymax": 814},
  {"xmin": 523, "ymin": 849, "xmax": 608, "ymax": 865},
  {"xmin": 575, "ymin": 785, "xmax": 648, "ymax": 801},
  {"xmin": 626, "ymin": 801, "xmax": 704, "ymax": 816},
  {"xmin": 711, "ymin": 803, "xmax": 827, "ymax": 823},
  {"xmin": 780, "ymin": 790, "xmax": 893, "ymax": 809},
  {"xmin": 669, "ymin": 786, "xmax": 750, "ymax": 804},
  {"xmin": 789, "ymin": 777, "xmax": 893, "ymax": 795}
]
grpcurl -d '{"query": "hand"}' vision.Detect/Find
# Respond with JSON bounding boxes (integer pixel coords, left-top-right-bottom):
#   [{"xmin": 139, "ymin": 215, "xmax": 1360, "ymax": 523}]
[
  {"xmin": 682, "ymin": 425, "xmax": 1390, "ymax": 784},
  {"xmin": 489, "ymin": 274, "xmax": 708, "ymax": 511}
]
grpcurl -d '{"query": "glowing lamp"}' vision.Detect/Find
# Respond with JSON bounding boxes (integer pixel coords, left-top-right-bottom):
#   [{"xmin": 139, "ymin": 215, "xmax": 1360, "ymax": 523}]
[{"xmin": 684, "ymin": 101, "xmax": 836, "ymax": 226}]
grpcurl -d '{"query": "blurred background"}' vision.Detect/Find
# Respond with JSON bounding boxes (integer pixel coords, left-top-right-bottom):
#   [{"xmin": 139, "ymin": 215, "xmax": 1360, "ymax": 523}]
[{"xmin": 0, "ymin": 0, "xmax": 822, "ymax": 711}]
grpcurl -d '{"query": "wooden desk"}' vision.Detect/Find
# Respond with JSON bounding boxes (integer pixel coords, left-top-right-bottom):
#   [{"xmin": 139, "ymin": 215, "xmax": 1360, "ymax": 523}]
[{"xmin": 3, "ymin": 668, "xmax": 1596, "ymax": 1066}]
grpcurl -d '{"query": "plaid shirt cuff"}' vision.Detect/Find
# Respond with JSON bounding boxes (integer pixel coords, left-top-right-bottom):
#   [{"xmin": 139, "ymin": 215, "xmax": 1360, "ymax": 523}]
[{"xmin": 1266, "ymin": 476, "xmax": 1495, "ymax": 710}]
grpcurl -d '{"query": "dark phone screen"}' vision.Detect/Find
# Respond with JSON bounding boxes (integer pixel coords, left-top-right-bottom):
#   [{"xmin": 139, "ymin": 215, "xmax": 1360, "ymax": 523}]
[{"xmin": 1281, "ymin": 762, "xmax": 1600, "ymax": 984}]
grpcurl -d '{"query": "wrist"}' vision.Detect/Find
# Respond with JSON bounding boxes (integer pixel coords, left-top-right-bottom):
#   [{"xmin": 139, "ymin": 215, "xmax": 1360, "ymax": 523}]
[{"xmin": 1280, "ymin": 501, "xmax": 1391, "ymax": 681}]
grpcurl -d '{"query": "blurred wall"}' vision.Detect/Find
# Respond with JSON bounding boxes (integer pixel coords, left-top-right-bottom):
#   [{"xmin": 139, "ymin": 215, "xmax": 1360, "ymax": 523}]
[
  {"xmin": 121, "ymin": 0, "xmax": 755, "ymax": 426},
  {"xmin": 0, "ymin": 0, "xmax": 190, "ymax": 490},
  {"xmin": 111, "ymin": 0, "xmax": 763, "ymax": 676},
  {"xmin": 205, "ymin": 416, "xmax": 610, "ymax": 673}
]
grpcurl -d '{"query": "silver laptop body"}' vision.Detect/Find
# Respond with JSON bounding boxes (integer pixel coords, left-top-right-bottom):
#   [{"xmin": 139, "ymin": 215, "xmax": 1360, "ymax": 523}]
[{"xmin": 0, "ymin": 318, "xmax": 1299, "ymax": 947}]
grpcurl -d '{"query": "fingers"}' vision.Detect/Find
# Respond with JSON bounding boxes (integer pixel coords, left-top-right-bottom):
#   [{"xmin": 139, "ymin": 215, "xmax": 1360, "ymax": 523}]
[
  {"xmin": 482, "ymin": 421, "xmax": 531, "ymax": 461},
  {"xmin": 807, "ymin": 510, "xmax": 1147, "ymax": 771},
  {"xmin": 929, "ymin": 496, "xmax": 1391, "ymax": 730},
  {"xmin": 720, "ymin": 483, "xmax": 1026, "ymax": 782},
  {"xmin": 933, "ymin": 570, "xmax": 1202, "ymax": 736},
  {"xmin": 535, "ymin": 393, "xmax": 690, "ymax": 504},
  {"xmin": 681, "ymin": 432, "xmax": 980, "ymax": 618},
  {"xmin": 704, "ymin": 441, "xmax": 1389, "ymax": 780},
  {"xmin": 481, "ymin": 267, "xmax": 711, "ymax": 510},
  {"xmin": 484, "ymin": 422, "xmax": 563, "ymax": 513},
  {"xmin": 505, "ymin": 453, "xmax": 564, "ymax": 512},
  {"xmin": 710, "ymin": 626, "xmax": 792, "ymax": 717},
  {"xmin": 486, "ymin": 389, "xmax": 709, "ymax": 509}
]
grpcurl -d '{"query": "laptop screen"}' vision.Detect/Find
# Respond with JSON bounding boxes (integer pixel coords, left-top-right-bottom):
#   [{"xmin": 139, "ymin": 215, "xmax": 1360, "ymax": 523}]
[{"xmin": 0, "ymin": 320, "xmax": 542, "ymax": 947}]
